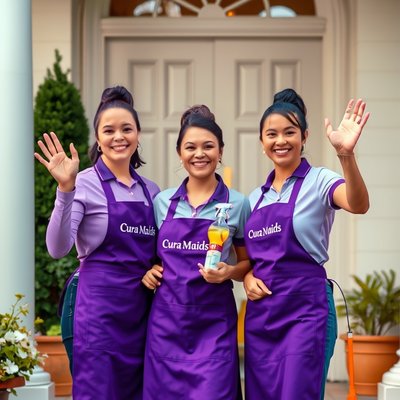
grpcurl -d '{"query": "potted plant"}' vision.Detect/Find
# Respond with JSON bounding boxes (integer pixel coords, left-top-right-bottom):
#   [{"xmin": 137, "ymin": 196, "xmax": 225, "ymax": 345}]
[
  {"xmin": 0, "ymin": 294, "xmax": 44, "ymax": 399},
  {"xmin": 34, "ymin": 49, "xmax": 89, "ymax": 397},
  {"xmin": 337, "ymin": 269, "xmax": 400, "ymax": 396}
]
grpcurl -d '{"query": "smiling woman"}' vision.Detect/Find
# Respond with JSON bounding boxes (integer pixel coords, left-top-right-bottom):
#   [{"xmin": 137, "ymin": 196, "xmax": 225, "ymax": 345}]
[
  {"xmin": 142, "ymin": 104, "xmax": 251, "ymax": 399},
  {"xmin": 34, "ymin": 85, "xmax": 160, "ymax": 399}
]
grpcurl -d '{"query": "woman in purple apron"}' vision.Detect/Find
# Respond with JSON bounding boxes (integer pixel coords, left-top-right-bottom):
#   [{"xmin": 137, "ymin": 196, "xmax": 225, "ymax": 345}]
[
  {"xmin": 142, "ymin": 105, "xmax": 251, "ymax": 399},
  {"xmin": 243, "ymin": 89, "xmax": 370, "ymax": 400},
  {"xmin": 35, "ymin": 86, "xmax": 159, "ymax": 399}
]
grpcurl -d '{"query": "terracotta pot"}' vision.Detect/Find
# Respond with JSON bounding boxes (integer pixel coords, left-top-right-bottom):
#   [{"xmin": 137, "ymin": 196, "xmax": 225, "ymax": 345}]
[
  {"xmin": 0, "ymin": 377, "xmax": 25, "ymax": 400},
  {"xmin": 340, "ymin": 333, "xmax": 399, "ymax": 396},
  {"xmin": 36, "ymin": 335, "xmax": 72, "ymax": 396},
  {"xmin": 0, "ymin": 376, "xmax": 25, "ymax": 390}
]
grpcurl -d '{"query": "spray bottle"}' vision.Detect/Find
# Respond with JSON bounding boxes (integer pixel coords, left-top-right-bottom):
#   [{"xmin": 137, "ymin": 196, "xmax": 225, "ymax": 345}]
[{"xmin": 204, "ymin": 203, "xmax": 232, "ymax": 270}]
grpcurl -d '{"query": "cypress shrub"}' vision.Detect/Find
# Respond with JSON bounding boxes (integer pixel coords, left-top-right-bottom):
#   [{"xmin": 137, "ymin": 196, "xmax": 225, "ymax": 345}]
[{"xmin": 34, "ymin": 50, "xmax": 90, "ymax": 332}]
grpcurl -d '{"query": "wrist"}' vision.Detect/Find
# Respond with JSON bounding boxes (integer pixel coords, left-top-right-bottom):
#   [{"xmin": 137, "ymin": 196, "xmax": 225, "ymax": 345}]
[{"xmin": 337, "ymin": 152, "xmax": 355, "ymax": 157}]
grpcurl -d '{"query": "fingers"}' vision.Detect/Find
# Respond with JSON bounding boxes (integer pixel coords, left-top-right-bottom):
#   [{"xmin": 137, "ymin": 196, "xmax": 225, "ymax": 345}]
[
  {"xmin": 34, "ymin": 152, "xmax": 49, "ymax": 167},
  {"xmin": 43, "ymin": 132, "xmax": 58, "ymax": 156},
  {"xmin": 142, "ymin": 265, "xmax": 163, "ymax": 289},
  {"xmin": 324, "ymin": 118, "xmax": 332, "ymax": 136},
  {"xmin": 358, "ymin": 111, "xmax": 370, "ymax": 130},
  {"xmin": 344, "ymin": 99, "xmax": 355, "ymax": 119},
  {"xmin": 37, "ymin": 137, "xmax": 53, "ymax": 161},
  {"xmin": 50, "ymin": 132, "xmax": 65, "ymax": 154},
  {"xmin": 70, "ymin": 143, "xmax": 80, "ymax": 162}
]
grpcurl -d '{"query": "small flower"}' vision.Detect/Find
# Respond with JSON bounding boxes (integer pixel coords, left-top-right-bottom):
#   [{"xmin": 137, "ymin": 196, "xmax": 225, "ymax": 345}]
[
  {"xmin": 0, "ymin": 294, "xmax": 42, "ymax": 383},
  {"xmin": 3, "ymin": 359, "xmax": 19, "ymax": 375}
]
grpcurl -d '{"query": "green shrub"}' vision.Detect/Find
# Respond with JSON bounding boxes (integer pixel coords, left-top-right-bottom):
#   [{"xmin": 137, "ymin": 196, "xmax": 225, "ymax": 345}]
[
  {"xmin": 336, "ymin": 269, "xmax": 400, "ymax": 335},
  {"xmin": 34, "ymin": 50, "xmax": 90, "ymax": 332}
]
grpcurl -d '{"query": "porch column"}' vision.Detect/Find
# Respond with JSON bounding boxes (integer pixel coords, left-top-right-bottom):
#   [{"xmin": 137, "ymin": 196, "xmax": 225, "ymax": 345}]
[{"xmin": 0, "ymin": 1, "xmax": 54, "ymax": 398}]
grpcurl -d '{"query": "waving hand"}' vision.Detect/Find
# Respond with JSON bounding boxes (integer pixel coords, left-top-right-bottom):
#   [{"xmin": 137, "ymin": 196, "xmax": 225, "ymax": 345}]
[{"xmin": 34, "ymin": 132, "xmax": 80, "ymax": 192}]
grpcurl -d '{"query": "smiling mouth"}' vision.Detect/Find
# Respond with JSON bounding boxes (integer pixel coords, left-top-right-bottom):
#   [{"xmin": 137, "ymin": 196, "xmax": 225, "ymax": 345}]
[
  {"xmin": 111, "ymin": 145, "xmax": 129, "ymax": 151},
  {"xmin": 192, "ymin": 161, "xmax": 210, "ymax": 167},
  {"xmin": 274, "ymin": 148, "xmax": 290, "ymax": 154}
]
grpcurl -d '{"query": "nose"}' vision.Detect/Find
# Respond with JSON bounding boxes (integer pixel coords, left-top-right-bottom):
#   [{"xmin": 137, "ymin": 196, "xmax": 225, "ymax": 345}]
[
  {"xmin": 114, "ymin": 129, "xmax": 124, "ymax": 140},
  {"xmin": 195, "ymin": 148, "xmax": 205, "ymax": 157},
  {"xmin": 276, "ymin": 135, "xmax": 287, "ymax": 145}
]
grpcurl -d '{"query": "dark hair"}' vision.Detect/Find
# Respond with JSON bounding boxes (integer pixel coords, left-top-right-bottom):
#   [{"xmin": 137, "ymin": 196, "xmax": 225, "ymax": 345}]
[
  {"xmin": 259, "ymin": 88, "xmax": 308, "ymax": 142},
  {"xmin": 89, "ymin": 86, "xmax": 145, "ymax": 168},
  {"xmin": 176, "ymin": 104, "xmax": 224, "ymax": 153}
]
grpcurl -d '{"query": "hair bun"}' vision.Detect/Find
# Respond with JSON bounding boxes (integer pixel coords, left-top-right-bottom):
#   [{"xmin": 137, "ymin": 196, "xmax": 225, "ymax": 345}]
[
  {"xmin": 273, "ymin": 88, "xmax": 306, "ymax": 116},
  {"xmin": 180, "ymin": 104, "xmax": 215, "ymax": 126},
  {"xmin": 100, "ymin": 86, "xmax": 134, "ymax": 108}
]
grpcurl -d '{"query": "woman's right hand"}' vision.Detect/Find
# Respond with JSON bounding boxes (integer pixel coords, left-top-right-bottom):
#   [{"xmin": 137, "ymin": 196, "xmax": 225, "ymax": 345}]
[
  {"xmin": 34, "ymin": 132, "xmax": 79, "ymax": 192},
  {"xmin": 243, "ymin": 270, "xmax": 272, "ymax": 301},
  {"xmin": 142, "ymin": 264, "xmax": 163, "ymax": 290}
]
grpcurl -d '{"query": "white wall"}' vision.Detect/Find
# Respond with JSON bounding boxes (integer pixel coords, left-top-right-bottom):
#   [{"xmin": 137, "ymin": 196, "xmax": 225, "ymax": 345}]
[
  {"xmin": 354, "ymin": 0, "xmax": 400, "ymax": 279},
  {"xmin": 32, "ymin": 0, "xmax": 72, "ymax": 97}
]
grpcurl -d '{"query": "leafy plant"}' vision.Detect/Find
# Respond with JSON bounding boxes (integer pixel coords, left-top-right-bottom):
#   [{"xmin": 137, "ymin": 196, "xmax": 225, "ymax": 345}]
[
  {"xmin": 34, "ymin": 49, "xmax": 90, "ymax": 332},
  {"xmin": 0, "ymin": 294, "xmax": 45, "ymax": 392},
  {"xmin": 337, "ymin": 269, "xmax": 400, "ymax": 335}
]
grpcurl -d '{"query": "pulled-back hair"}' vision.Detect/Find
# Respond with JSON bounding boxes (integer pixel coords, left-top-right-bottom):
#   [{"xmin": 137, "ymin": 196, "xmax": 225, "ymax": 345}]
[
  {"xmin": 177, "ymin": 104, "xmax": 224, "ymax": 153},
  {"xmin": 259, "ymin": 88, "xmax": 308, "ymax": 141},
  {"xmin": 89, "ymin": 86, "xmax": 145, "ymax": 168}
]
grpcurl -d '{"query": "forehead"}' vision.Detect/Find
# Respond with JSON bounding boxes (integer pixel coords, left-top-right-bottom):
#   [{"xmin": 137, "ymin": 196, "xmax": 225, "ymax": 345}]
[
  {"xmin": 181, "ymin": 126, "xmax": 218, "ymax": 143},
  {"xmin": 99, "ymin": 107, "xmax": 135, "ymax": 125},
  {"xmin": 263, "ymin": 112, "xmax": 298, "ymax": 129}
]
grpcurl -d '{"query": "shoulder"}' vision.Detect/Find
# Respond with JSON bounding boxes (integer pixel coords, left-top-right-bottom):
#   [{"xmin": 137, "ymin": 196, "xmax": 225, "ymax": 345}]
[
  {"xmin": 154, "ymin": 188, "xmax": 177, "ymax": 207},
  {"xmin": 304, "ymin": 166, "xmax": 343, "ymax": 189},
  {"xmin": 248, "ymin": 186, "xmax": 263, "ymax": 210},
  {"xmin": 138, "ymin": 175, "xmax": 161, "ymax": 199},
  {"xmin": 228, "ymin": 189, "xmax": 250, "ymax": 209},
  {"xmin": 75, "ymin": 166, "xmax": 99, "ymax": 188}
]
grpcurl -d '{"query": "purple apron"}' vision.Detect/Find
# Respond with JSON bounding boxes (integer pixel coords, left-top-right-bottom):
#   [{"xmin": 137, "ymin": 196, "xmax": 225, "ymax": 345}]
[
  {"xmin": 73, "ymin": 166, "xmax": 156, "ymax": 400},
  {"xmin": 143, "ymin": 192, "xmax": 242, "ymax": 400},
  {"xmin": 244, "ymin": 170, "xmax": 328, "ymax": 400}
]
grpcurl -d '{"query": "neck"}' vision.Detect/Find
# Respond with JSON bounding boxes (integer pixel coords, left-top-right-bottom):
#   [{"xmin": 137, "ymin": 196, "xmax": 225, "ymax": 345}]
[
  {"xmin": 101, "ymin": 156, "xmax": 132, "ymax": 182},
  {"xmin": 186, "ymin": 175, "xmax": 218, "ymax": 208},
  {"xmin": 273, "ymin": 159, "xmax": 301, "ymax": 191}
]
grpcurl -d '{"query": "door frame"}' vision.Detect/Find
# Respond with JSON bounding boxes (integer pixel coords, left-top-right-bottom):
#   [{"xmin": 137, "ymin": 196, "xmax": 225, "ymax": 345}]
[{"xmin": 74, "ymin": 0, "xmax": 355, "ymax": 380}]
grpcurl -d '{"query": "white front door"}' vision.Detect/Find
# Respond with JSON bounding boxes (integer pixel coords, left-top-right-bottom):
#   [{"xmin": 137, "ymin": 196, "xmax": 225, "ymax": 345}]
[{"xmin": 105, "ymin": 36, "xmax": 322, "ymax": 194}]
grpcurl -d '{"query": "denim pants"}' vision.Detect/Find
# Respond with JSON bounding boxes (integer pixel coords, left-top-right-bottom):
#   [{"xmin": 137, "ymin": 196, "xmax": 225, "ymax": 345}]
[
  {"xmin": 60, "ymin": 273, "xmax": 78, "ymax": 375},
  {"xmin": 320, "ymin": 281, "xmax": 338, "ymax": 399}
]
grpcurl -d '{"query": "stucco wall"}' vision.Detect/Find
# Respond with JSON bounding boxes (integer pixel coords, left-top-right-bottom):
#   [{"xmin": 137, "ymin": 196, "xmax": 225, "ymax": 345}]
[
  {"xmin": 355, "ymin": 0, "xmax": 400, "ymax": 279},
  {"xmin": 32, "ymin": 0, "xmax": 71, "ymax": 97}
]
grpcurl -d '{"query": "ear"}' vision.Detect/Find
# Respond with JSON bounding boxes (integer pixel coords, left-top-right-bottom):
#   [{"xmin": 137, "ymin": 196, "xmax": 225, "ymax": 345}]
[{"xmin": 303, "ymin": 129, "xmax": 309, "ymax": 144}]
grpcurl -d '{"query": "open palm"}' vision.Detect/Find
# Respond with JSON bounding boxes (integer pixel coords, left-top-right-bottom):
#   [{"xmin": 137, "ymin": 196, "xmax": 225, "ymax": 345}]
[
  {"xmin": 325, "ymin": 99, "xmax": 370, "ymax": 155},
  {"xmin": 34, "ymin": 131, "xmax": 80, "ymax": 190}
]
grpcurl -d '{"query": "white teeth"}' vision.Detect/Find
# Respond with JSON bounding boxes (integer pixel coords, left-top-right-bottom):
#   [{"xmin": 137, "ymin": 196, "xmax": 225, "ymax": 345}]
[{"xmin": 275, "ymin": 149, "xmax": 289, "ymax": 154}]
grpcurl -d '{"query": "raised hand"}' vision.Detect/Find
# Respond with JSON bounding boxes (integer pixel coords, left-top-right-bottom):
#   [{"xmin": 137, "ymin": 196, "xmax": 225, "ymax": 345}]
[
  {"xmin": 34, "ymin": 132, "xmax": 80, "ymax": 192},
  {"xmin": 324, "ymin": 99, "xmax": 370, "ymax": 156}
]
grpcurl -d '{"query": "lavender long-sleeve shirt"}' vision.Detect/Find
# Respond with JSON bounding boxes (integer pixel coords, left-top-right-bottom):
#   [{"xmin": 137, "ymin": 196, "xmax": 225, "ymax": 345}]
[{"xmin": 46, "ymin": 157, "xmax": 160, "ymax": 261}]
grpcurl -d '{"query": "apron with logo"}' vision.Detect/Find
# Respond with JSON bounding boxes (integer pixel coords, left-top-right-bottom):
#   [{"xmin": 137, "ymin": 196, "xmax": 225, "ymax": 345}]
[
  {"xmin": 73, "ymin": 166, "xmax": 156, "ymax": 400},
  {"xmin": 244, "ymin": 170, "xmax": 328, "ymax": 400},
  {"xmin": 144, "ymin": 191, "xmax": 242, "ymax": 400}
]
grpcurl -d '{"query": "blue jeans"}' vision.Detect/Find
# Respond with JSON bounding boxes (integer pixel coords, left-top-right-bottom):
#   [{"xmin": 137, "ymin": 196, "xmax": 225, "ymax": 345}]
[
  {"xmin": 60, "ymin": 274, "xmax": 78, "ymax": 375},
  {"xmin": 320, "ymin": 281, "xmax": 338, "ymax": 399}
]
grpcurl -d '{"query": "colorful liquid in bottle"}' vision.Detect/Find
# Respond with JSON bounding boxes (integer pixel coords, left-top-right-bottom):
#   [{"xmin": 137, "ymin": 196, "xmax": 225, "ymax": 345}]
[{"xmin": 207, "ymin": 225, "xmax": 230, "ymax": 248}]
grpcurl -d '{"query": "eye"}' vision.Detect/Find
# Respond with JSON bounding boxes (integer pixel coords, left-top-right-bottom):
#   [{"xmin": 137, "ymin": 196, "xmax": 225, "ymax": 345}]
[
  {"xmin": 266, "ymin": 132, "xmax": 276, "ymax": 138},
  {"xmin": 204, "ymin": 144, "xmax": 216, "ymax": 150}
]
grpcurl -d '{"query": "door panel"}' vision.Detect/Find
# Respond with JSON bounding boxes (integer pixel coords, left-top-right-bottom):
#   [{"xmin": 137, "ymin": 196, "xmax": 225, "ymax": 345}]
[
  {"xmin": 105, "ymin": 39, "xmax": 214, "ymax": 188},
  {"xmin": 215, "ymin": 39, "xmax": 322, "ymax": 195}
]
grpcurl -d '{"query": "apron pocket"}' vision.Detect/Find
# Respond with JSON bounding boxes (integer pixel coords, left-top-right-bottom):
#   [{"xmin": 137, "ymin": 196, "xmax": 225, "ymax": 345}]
[
  {"xmin": 86, "ymin": 285, "xmax": 149, "ymax": 353},
  {"xmin": 149, "ymin": 301, "xmax": 235, "ymax": 362},
  {"xmin": 245, "ymin": 292, "xmax": 319, "ymax": 364}
]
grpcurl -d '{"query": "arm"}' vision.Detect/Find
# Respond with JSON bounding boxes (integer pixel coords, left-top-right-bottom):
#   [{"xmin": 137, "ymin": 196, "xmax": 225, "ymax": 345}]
[
  {"xmin": 35, "ymin": 132, "xmax": 82, "ymax": 258},
  {"xmin": 324, "ymin": 99, "xmax": 370, "ymax": 214}
]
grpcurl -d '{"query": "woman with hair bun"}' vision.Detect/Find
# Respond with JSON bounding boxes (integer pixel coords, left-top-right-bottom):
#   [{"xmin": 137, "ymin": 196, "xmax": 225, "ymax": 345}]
[
  {"xmin": 34, "ymin": 85, "xmax": 159, "ymax": 399},
  {"xmin": 142, "ymin": 105, "xmax": 250, "ymax": 399},
  {"xmin": 243, "ymin": 88, "xmax": 370, "ymax": 400}
]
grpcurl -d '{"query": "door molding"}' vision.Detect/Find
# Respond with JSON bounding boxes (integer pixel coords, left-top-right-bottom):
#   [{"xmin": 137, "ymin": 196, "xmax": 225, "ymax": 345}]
[{"xmin": 75, "ymin": 0, "xmax": 354, "ymax": 381}]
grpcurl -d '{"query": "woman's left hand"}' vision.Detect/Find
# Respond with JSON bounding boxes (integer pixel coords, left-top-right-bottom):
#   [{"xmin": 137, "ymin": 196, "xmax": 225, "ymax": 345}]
[
  {"xmin": 198, "ymin": 262, "xmax": 232, "ymax": 284},
  {"xmin": 325, "ymin": 98, "xmax": 370, "ymax": 155}
]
